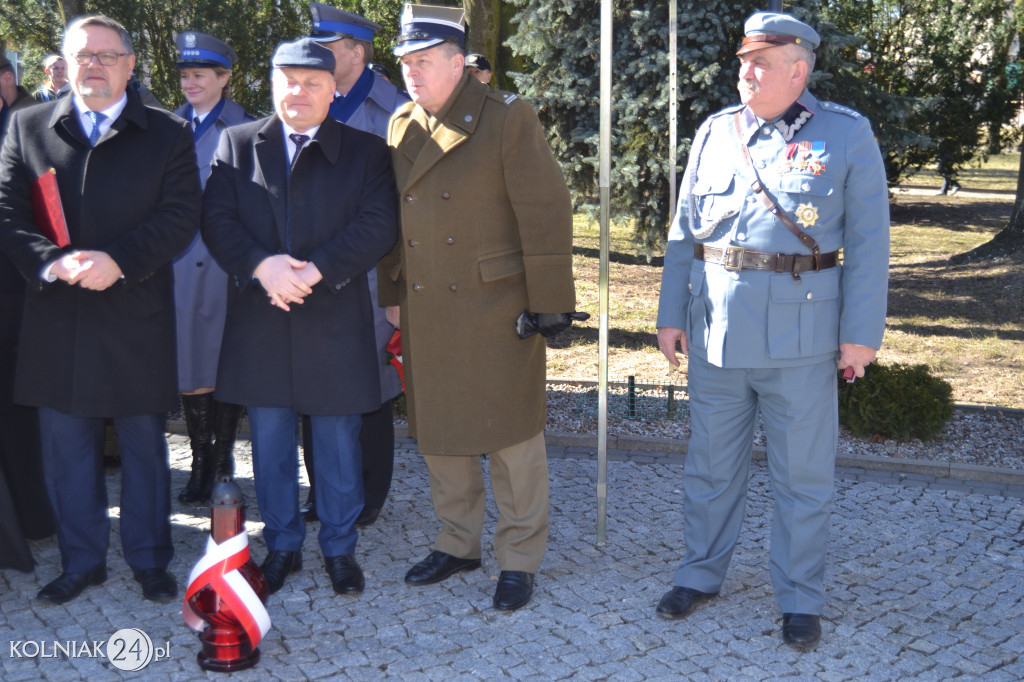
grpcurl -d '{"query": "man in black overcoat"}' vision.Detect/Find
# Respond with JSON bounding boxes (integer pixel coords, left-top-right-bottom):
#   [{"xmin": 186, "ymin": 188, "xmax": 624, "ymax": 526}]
[
  {"xmin": 0, "ymin": 15, "xmax": 200, "ymax": 603},
  {"xmin": 201, "ymin": 38, "xmax": 397, "ymax": 596}
]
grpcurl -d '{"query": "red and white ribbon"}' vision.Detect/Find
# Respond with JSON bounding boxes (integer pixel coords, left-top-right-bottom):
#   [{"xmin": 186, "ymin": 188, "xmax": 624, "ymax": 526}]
[{"xmin": 183, "ymin": 533, "xmax": 271, "ymax": 648}]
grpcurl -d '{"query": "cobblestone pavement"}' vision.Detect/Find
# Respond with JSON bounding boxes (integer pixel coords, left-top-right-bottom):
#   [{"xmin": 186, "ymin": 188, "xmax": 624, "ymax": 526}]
[{"xmin": 2, "ymin": 434, "xmax": 1022, "ymax": 680}]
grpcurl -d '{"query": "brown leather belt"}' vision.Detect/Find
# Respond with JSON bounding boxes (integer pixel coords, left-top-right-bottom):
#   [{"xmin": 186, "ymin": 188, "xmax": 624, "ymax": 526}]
[{"xmin": 695, "ymin": 244, "xmax": 839, "ymax": 274}]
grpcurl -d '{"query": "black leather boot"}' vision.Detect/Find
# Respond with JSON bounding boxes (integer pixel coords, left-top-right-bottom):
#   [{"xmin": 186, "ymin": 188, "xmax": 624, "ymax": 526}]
[
  {"xmin": 178, "ymin": 393, "xmax": 215, "ymax": 504},
  {"xmin": 300, "ymin": 414, "xmax": 317, "ymax": 521},
  {"xmin": 206, "ymin": 400, "xmax": 243, "ymax": 499}
]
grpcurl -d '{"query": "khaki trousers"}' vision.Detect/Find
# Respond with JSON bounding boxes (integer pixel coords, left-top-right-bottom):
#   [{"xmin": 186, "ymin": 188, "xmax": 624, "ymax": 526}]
[{"xmin": 422, "ymin": 431, "xmax": 548, "ymax": 573}]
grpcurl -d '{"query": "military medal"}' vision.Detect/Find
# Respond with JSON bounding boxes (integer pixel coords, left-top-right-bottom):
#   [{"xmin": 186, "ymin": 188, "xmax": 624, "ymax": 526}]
[{"xmin": 796, "ymin": 203, "xmax": 819, "ymax": 228}]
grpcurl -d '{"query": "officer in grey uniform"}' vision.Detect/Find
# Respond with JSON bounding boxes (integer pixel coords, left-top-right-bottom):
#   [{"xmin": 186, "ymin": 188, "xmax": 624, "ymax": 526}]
[
  {"xmin": 172, "ymin": 31, "xmax": 253, "ymax": 505},
  {"xmin": 655, "ymin": 13, "xmax": 889, "ymax": 650},
  {"xmin": 300, "ymin": 3, "xmax": 411, "ymax": 529}
]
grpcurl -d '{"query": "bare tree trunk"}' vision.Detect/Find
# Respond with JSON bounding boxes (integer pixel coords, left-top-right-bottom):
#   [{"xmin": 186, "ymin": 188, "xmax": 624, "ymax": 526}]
[
  {"xmin": 465, "ymin": 0, "xmax": 501, "ymax": 70},
  {"xmin": 950, "ymin": 150, "xmax": 1024, "ymax": 262}
]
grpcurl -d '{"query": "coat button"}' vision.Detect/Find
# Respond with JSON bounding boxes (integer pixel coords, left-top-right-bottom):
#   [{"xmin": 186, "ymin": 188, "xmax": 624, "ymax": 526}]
[
  {"xmin": 405, "ymin": 194, "xmax": 414, "ymax": 202},
  {"xmin": 687, "ymin": 283, "xmax": 693, "ymax": 291},
  {"xmin": 408, "ymin": 239, "xmax": 419, "ymax": 247},
  {"xmin": 762, "ymin": 126, "xmax": 771, "ymax": 135},
  {"xmin": 806, "ymin": 292, "xmax": 813, "ymax": 300},
  {"xmin": 196, "ymin": 261, "xmax": 204, "ymax": 267},
  {"xmin": 448, "ymin": 283, "xmax": 458, "ymax": 292},
  {"xmin": 736, "ymin": 232, "xmax": 747, "ymax": 241},
  {"xmin": 730, "ymin": 272, "xmax": 740, "ymax": 280},
  {"xmin": 801, "ymin": 182, "xmax": 811, "ymax": 191},
  {"xmin": 441, "ymin": 192, "xmax": 451, "ymax": 200},
  {"xmin": 412, "ymin": 283, "xmax": 422, "ymax": 291},
  {"xmin": 445, "ymin": 236, "xmax": 455, "ymax": 245},
  {"xmin": 464, "ymin": 115, "xmax": 473, "ymax": 123}
]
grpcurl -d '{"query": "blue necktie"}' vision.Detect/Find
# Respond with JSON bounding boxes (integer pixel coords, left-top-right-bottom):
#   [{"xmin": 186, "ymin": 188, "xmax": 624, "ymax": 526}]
[{"xmin": 86, "ymin": 111, "xmax": 107, "ymax": 146}]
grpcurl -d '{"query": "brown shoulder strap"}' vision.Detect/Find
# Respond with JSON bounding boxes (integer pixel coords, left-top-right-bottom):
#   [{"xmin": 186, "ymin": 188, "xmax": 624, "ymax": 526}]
[{"xmin": 733, "ymin": 112, "xmax": 820, "ymax": 258}]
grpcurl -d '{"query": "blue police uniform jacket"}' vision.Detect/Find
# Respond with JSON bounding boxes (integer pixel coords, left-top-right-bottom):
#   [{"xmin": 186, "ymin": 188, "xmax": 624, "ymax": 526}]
[
  {"xmin": 329, "ymin": 69, "xmax": 409, "ymax": 402},
  {"xmin": 657, "ymin": 89, "xmax": 890, "ymax": 368},
  {"xmin": 334, "ymin": 68, "xmax": 410, "ymax": 140}
]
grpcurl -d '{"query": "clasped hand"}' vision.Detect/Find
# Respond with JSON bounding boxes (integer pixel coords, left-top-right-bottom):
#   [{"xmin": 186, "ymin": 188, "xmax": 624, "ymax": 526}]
[
  {"xmin": 254, "ymin": 254, "xmax": 322, "ymax": 311},
  {"xmin": 51, "ymin": 250, "xmax": 122, "ymax": 290}
]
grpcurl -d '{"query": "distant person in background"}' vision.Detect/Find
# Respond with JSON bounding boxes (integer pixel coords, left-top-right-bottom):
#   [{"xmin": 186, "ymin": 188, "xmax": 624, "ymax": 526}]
[
  {"xmin": 465, "ymin": 53, "xmax": 492, "ymax": 84},
  {"xmin": 935, "ymin": 147, "xmax": 961, "ymax": 195},
  {"xmin": 33, "ymin": 55, "xmax": 70, "ymax": 102},
  {"xmin": 0, "ymin": 49, "xmax": 35, "ymax": 117},
  {"xmin": 172, "ymin": 30, "xmax": 253, "ymax": 505}
]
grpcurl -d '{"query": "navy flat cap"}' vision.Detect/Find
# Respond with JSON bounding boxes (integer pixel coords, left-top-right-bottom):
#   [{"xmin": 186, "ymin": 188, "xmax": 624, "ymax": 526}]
[{"xmin": 271, "ymin": 37, "xmax": 336, "ymax": 73}]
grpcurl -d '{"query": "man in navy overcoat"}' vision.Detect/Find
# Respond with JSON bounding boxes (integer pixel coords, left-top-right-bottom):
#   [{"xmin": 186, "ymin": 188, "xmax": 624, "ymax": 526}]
[{"xmin": 201, "ymin": 38, "xmax": 397, "ymax": 597}]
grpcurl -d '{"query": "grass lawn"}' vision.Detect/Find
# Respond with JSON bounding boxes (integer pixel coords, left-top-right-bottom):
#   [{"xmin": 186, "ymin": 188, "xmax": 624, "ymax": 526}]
[
  {"xmin": 901, "ymin": 152, "xmax": 1020, "ymax": 192},
  {"xmin": 549, "ymin": 154, "xmax": 1024, "ymax": 409}
]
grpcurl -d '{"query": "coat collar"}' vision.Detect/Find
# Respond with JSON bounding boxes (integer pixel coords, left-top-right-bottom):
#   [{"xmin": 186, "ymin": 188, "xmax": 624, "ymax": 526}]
[
  {"xmin": 49, "ymin": 88, "xmax": 149, "ymax": 146},
  {"xmin": 399, "ymin": 73, "xmax": 487, "ymax": 191},
  {"xmin": 737, "ymin": 89, "xmax": 818, "ymax": 143},
  {"xmin": 253, "ymin": 114, "xmax": 345, "ymax": 244}
]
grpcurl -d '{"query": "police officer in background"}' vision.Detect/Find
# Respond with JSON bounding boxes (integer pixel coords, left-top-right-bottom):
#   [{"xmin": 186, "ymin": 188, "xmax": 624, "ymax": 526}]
[
  {"xmin": 299, "ymin": 3, "xmax": 411, "ymax": 529},
  {"xmin": 172, "ymin": 31, "xmax": 252, "ymax": 505},
  {"xmin": 464, "ymin": 54, "xmax": 492, "ymax": 85},
  {"xmin": 655, "ymin": 13, "xmax": 889, "ymax": 649}
]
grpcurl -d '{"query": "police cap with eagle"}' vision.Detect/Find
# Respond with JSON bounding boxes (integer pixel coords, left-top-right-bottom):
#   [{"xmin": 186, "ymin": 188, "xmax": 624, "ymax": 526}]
[
  {"xmin": 308, "ymin": 3, "xmax": 382, "ymax": 43},
  {"xmin": 175, "ymin": 31, "xmax": 237, "ymax": 69}
]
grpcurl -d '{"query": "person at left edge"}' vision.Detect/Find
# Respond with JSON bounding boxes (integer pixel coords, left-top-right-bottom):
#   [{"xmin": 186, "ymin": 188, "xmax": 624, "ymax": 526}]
[
  {"xmin": 0, "ymin": 14, "xmax": 201, "ymax": 604},
  {"xmin": 201, "ymin": 38, "xmax": 398, "ymax": 597},
  {"xmin": 299, "ymin": 2, "xmax": 411, "ymax": 529},
  {"xmin": 172, "ymin": 31, "xmax": 254, "ymax": 506}
]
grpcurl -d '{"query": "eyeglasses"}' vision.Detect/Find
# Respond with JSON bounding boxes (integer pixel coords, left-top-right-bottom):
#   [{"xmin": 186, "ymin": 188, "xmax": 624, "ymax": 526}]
[{"xmin": 68, "ymin": 51, "xmax": 129, "ymax": 66}]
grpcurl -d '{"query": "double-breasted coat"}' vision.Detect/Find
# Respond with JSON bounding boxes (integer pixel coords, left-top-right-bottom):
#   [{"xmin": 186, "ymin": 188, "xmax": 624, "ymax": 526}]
[
  {"xmin": 201, "ymin": 115, "xmax": 398, "ymax": 416},
  {"xmin": 0, "ymin": 90, "xmax": 201, "ymax": 417},
  {"xmin": 172, "ymin": 98, "xmax": 252, "ymax": 391},
  {"xmin": 379, "ymin": 74, "xmax": 576, "ymax": 456}
]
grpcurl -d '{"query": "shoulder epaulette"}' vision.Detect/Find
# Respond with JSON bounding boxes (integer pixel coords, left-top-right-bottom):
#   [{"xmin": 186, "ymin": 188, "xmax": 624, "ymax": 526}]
[
  {"xmin": 487, "ymin": 89, "xmax": 519, "ymax": 107},
  {"xmin": 819, "ymin": 101, "xmax": 862, "ymax": 119}
]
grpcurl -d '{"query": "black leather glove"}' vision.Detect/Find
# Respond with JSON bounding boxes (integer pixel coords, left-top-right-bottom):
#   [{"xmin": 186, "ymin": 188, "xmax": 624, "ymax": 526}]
[{"xmin": 514, "ymin": 310, "xmax": 590, "ymax": 339}]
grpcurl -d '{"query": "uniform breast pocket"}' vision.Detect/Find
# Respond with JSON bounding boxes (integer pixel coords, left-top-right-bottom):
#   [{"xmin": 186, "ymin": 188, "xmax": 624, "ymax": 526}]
[
  {"xmin": 767, "ymin": 269, "xmax": 840, "ymax": 360},
  {"xmin": 778, "ymin": 174, "xmax": 834, "ymax": 214},
  {"xmin": 692, "ymin": 173, "xmax": 740, "ymax": 235}
]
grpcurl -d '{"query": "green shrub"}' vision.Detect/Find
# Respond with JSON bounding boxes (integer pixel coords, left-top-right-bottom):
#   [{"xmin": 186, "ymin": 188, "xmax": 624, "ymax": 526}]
[{"xmin": 838, "ymin": 363, "xmax": 954, "ymax": 442}]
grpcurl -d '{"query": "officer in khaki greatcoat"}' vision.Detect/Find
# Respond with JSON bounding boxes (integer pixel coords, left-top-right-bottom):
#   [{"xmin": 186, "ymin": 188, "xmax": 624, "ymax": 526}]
[
  {"xmin": 655, "ymin": 13, "xmax": 890, "ymax": 649},
  {"xmin": 378, "ymin": 3, "xmax": 582, "ymax": 611}
]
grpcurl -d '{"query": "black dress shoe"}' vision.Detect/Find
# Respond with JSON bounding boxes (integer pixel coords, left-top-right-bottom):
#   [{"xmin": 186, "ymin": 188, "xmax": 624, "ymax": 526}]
[
  {"xmin": 655, "ymin": 586, "xmax": 717, "ymax": 619},
  {"xmin": 493, "ymin": 570, "xmax": 534, "ymax": 611},
  {"xmin": 324, "ymin": 554, "xmax": 364, "ymax": 595},
  {"xmin": 404, "ymin": 550, "xmax": 481, "ymax": 585},
  {"xmin": 354, "ymin": 506, "xmax": 381, "ymax": 529},
  {"xmin": 782, "ymin": 613, "xmax": 821, "ymax": 649},
  {"xmin": 261, "ymin": 550, "xmax": 302, "ymax": 594},
  {"xmin": 37, "ymin": 566, "xmax": 107, "ymax": 604},
  {"xmin": 132, "ymin": 568, "xmax": 178, "ymax": 603}
]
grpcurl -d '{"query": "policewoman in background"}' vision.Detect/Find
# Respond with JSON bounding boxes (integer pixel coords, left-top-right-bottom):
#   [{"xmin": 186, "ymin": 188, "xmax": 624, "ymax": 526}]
[{"xmin": 173, "ymin": 31, "xmax": 253, "ymax": 504}]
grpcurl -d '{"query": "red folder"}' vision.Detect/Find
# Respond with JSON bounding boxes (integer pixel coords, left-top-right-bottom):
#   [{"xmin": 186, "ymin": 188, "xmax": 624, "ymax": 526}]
[{"xmin": 31, "ymin": 168, "xmax": 70, "ymax": 248}]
